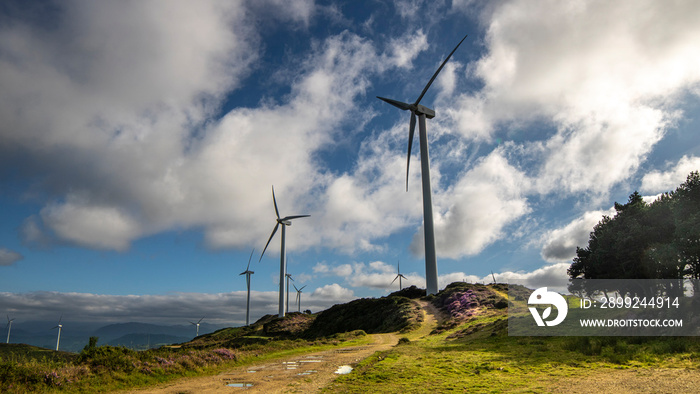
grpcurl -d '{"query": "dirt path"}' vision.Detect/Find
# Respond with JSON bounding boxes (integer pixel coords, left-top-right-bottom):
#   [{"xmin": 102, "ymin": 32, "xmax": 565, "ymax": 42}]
[{"xmin": 125, "ymin": 333, "xmax": 398, "ymax": 394}]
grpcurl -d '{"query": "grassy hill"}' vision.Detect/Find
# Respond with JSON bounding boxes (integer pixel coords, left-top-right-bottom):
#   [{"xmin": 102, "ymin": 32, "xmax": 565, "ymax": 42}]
[{"xmin": 1, "ymin": 283, "xmax": 699, "ymax": 393}]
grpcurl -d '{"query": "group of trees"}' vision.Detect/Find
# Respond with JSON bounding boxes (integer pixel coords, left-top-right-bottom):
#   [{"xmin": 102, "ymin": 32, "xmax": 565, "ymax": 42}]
[{"xmin": 568, "ymin": 172, "xmax": 700, "ymax": 286}]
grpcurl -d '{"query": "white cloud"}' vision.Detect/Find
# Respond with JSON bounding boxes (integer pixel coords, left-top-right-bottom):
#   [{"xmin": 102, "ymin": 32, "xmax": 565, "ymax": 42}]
[
  {"xmin": 540, "ymin": 208, "xmax": 615, "ymax": 263},
  {"xmin": 385, "ymin": 30, "xmax": 428, "ymax": 69},
  {"xmin": 310, "ymin": 283, "xmax": 354, "ymax": 301},
  {"xmin": 641, "ymin": 155, "xmax": 700, "ymax": 193},
  {"xmin": 3, "ymin": 2, "xmax": 415, "ymax": 253},
  {"xmin": 494, "ymin": 263, "xmax": 570, "ymax": 293},
  {"xmin": 413, "ymin": 149, "xmax": 530, "ymax": 258},
  {"xmin": 449, "ymin": 0, "xmax": 700, "ymax": 196},
  {"xmin": 0, "ymin": 287, "xmax": 361, "ymax": 326},
  {"xmin": 40, "ymin": 196, "xmax": 141, "ymax": 251},
  {"xmin": 0, "ymin": 248, "xmax": 23, "ymax": 266}
]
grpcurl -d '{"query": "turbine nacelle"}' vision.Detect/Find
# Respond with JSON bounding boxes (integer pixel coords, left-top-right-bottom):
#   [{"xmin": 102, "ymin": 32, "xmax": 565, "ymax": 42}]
[{"xmin": 376, "ymin": 97, "xmax": 435, "ymax": 118}]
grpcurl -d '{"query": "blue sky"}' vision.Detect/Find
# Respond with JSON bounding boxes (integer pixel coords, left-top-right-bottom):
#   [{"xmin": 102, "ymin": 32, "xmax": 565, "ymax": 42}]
[{"xmin": 2, "ymin": 0, "xmax": 700, "ymax": 327}]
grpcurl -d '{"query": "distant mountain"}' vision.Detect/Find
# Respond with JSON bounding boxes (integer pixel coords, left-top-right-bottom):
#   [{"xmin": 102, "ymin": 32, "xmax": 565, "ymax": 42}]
[
  {"xmin": 106, "ymin": 333, "xmax": 191, "ymax": 350},
  {"xmin": 6, "ymin": 321, "xmax": 229, "ymax": 352}
]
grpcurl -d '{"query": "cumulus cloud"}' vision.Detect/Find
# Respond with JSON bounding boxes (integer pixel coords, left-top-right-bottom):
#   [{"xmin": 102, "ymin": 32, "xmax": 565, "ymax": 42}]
[
  {"xmin": 0, "ymin": 1, "xmax": 433, "ymax": 253},
  {"xmin": 494, "ymin": 263, "xmax": 570, "ymax": 293},
  {"xmin": 0, "ymin": 248, "xmax": 23, "ymax": 266},
  {"xmin": 413, "ymin": 149, "xmax": 530, "ymax": 258},
  {"xmin": 314, "ymin": 260, "xmax": 424, "ymax": 290},
  {"xmin": 540, "ymin": 208, "xmax": 616, "ymax": 263},
  {"xmin": 0, "ymin": 287, "xmax": 361, "ymax": 326},
  {"xmin": 449, "ymin": 0, "xmax": 700, "ymax": 196},
  {"xmin": 310, "ymin": 283, "xmax": 354, "ymax": 300},
  {"xmin": 641, "ymin": 155, "xmax": 700, "ymax": 193}
]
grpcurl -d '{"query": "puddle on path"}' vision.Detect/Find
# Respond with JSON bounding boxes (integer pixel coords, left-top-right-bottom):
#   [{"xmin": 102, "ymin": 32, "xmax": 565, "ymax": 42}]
[
  {"xmin": 334, "ymin": 365, "xmax": 353, "ymax": 375},
  {"xmin": 298, "ymin": 370, "xmax": 318, "ymax": 376},
  {"xmin": 226, "ymin": 382, "xmax": 254, "ymax": 388}
]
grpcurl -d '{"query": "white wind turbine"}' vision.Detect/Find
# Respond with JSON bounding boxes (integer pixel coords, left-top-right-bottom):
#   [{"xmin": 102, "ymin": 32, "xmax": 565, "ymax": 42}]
[
  {"xmin": 259, "ymin": 186, "xmax": 310, "ymax": 318},
  {"xmin": 51, "ymin": 316, "xmax": 63, "ymax": 351},
  {"xmin": 293, "ymin": 284, "xmax": 307, "ymax": 313},
  {"xmin": 189, "ymin": 317, "xmax": 204, "ymax": 337},
  {"xmin": 240, "ymin": 249, "xmax": 255, "ymax": 326},
  {"xmin": 6, "ymin": 315, "xmax": 15, "ymax": 344},
  {"xmin": 377, "ymin": 34, "xmax": 468, "ymax": 295},
  {"xmin": 391, "ymin": 260, "xmax": 407, "ymax": 291},
  {"xmin": 285, "ymin": 273, "xmax": 294, "ymax": 314}
]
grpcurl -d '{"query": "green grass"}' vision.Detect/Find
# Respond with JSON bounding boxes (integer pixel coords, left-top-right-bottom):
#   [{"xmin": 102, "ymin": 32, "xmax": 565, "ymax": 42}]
[{"xmin": 326, "ymin": 313, "xmax": 700, "ymax": 394}]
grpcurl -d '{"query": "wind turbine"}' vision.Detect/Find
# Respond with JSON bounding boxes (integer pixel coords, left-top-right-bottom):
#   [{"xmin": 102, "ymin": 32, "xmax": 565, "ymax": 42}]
[
  {"xmin": 51, "ymin": 316, "xmax": 63, "ymax": 351},
  {"xmin": 259, "ymin": 186, "xmax": 310, "ymax": 318},
  {"xmin": 491, "ymin": 270, "xmax": 497, "ymax": 284},
  {"xmin": 377, "ymin": 33, "xmax": 468, "ymax": 295},
  {"xmin": 293, "ymin": 284, "xmax": 306, "ymax": 312},
  {"xmin": 391, "ymin": 260, "xmax": 407, "ymax": 291},
  {"xmin": 240, "ymin": 248, "xmax": 255, "ymax": 326},
  {"xmin": 189, "ymin": 317, "xmax": 204, "ymax": 337},
  {"xmin": 6, "ymin": 315, "xmax": 15, "ymax": 344},
  {"xmin": 285, "ymin": 273, "xmax": 294, "ymax": 314}
]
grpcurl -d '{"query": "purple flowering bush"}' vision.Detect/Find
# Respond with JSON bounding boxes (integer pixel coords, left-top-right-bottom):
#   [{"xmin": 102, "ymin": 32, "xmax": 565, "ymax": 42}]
[{"xmin": 444, "ymin": 291, "xmax": 480, "ymax": 319}]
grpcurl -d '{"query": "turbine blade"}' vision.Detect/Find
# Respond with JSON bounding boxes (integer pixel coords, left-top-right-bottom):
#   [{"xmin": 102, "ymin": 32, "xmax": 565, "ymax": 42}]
[
  {"xmin": 406, "ymin": 113, "xmax": 416, "ymax": 192},
  {"xmin": 414, "ymin": 34, "xmax": 468, "ymax": 106},
  {"xmin": 293, "ymin": 284, "xmax": 299, "ymax": 292},
  {"xmin": 259, "ymin": 223, "xmax": 280, "ymax": 262},
  {"xmin": 198, "ymin": 317, "xmax": 204, "ymax": 324},
  {"xmin": 282, "ymin": 214, "xmax": 310, "ymax": 221},
  {"xmin": 246, "ymin": 248, "xmax": 255, "ymax": 271},
  {"xmin": 300, "ymin": 285, "xmax": 306, "ymax": 291},
  {"xmin": 377, "ymin": 96, "xmax": 412, "ymax": 111},
  {"xmin": 272, "ymin": 186, "xmax": 280, "ymax": 220},
  {"xmin": 391, "ymin": 275, "xmax": 399, "ymax": 284}
]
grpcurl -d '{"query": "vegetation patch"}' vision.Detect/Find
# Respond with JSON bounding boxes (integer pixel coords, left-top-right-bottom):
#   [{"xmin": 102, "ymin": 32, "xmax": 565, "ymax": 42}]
[{"xmin": 305, "ymin": 295, "xmax": 422, "ymax": 338}]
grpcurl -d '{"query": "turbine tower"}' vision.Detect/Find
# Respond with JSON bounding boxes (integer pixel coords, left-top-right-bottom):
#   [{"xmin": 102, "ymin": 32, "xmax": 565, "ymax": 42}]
[
  {"xmin": 239, "ymin": 249, "xmax": 255, "ymax": 326},
  {"xmin": 6, "ymin": 315, "xmax": 15, "ymax": 344},
  {"xmin": 51, "ymin": 316, "xmax": 63, "ymax": 351},
  {"xmin": 391, "ymin": 260, "xmax": 407, "ymax": 291},
  {"xmin": 259, "ymin": 186, "xmax": 310, "ymax": 318},
  {"xmin": 285, "ymin": 273, "xmax": 294, "ymax": 314},
  {"xmin": 377, "ymin": 33, "xmax": 468, "ymax": 295},
  {"xmin": 189, "ymin": 317, "xmax": 204, "ymax": 337},
  {"xmin": 293, "ymin": 284, "xmax": 306, "ymax": 312}
]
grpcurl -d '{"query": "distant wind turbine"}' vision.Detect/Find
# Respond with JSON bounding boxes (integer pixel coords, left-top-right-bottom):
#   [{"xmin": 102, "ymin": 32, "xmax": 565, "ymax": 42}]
[
  {"xmin": 259, "ymin": 186, "xmax": 310, "ymax": 318},
  {"xmin": 51, "ymin": 316, "xmax": 63, "ymax": 351},
  {"xmin": 293, "ymin": 284, "xmax": 306, "ymax": 313},
  {"xmin": 189, "ymin": 317, "xmax": 204, "ymax": 337},
  {"xmin": 491, "ymin": 271, "xmax": 497, "ymax": 284},
  {"xmin": 377, "ymin": 33, "xmax": 468, "ymax": 295},
  {"xmin": 285, "ymin": 273, "xmax": 294, "ymax": 314},
  {"xmin": 391, "ymin": 260, "xmax": 407, "ymax": 291},
  {"xmin": 6, "ymin": 315, "xmax": 15, "ymax": 344},
  {"xmin": 240, "ymin": 248, "xmax": 255, "ymax": 326}
]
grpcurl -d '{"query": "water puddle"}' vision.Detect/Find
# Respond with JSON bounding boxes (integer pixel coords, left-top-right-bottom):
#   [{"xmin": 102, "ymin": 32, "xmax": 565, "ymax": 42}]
[
  {"xmin": 226, "ymin": 382, "xmax": 254, "ymax": 388},
  {"xmin": 300, "ymin": 359, "xmax": 323, "ymax": 363},
  {"xmin": 298, "ymin": 370, "xmax": 318, "ymax": 376},
  {"xmin": 246, "ymin": 370, "xmax": 257, "ymax": 373},
  {"xmin": 334, "ymin": 365, "xmax": 353, "ymax": 374}
]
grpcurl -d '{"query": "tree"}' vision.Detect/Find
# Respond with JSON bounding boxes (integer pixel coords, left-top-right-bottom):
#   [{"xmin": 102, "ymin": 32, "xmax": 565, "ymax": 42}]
[{"xmin": 568, "ymin": 173, "xmax": 700, "ymax": 295}]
